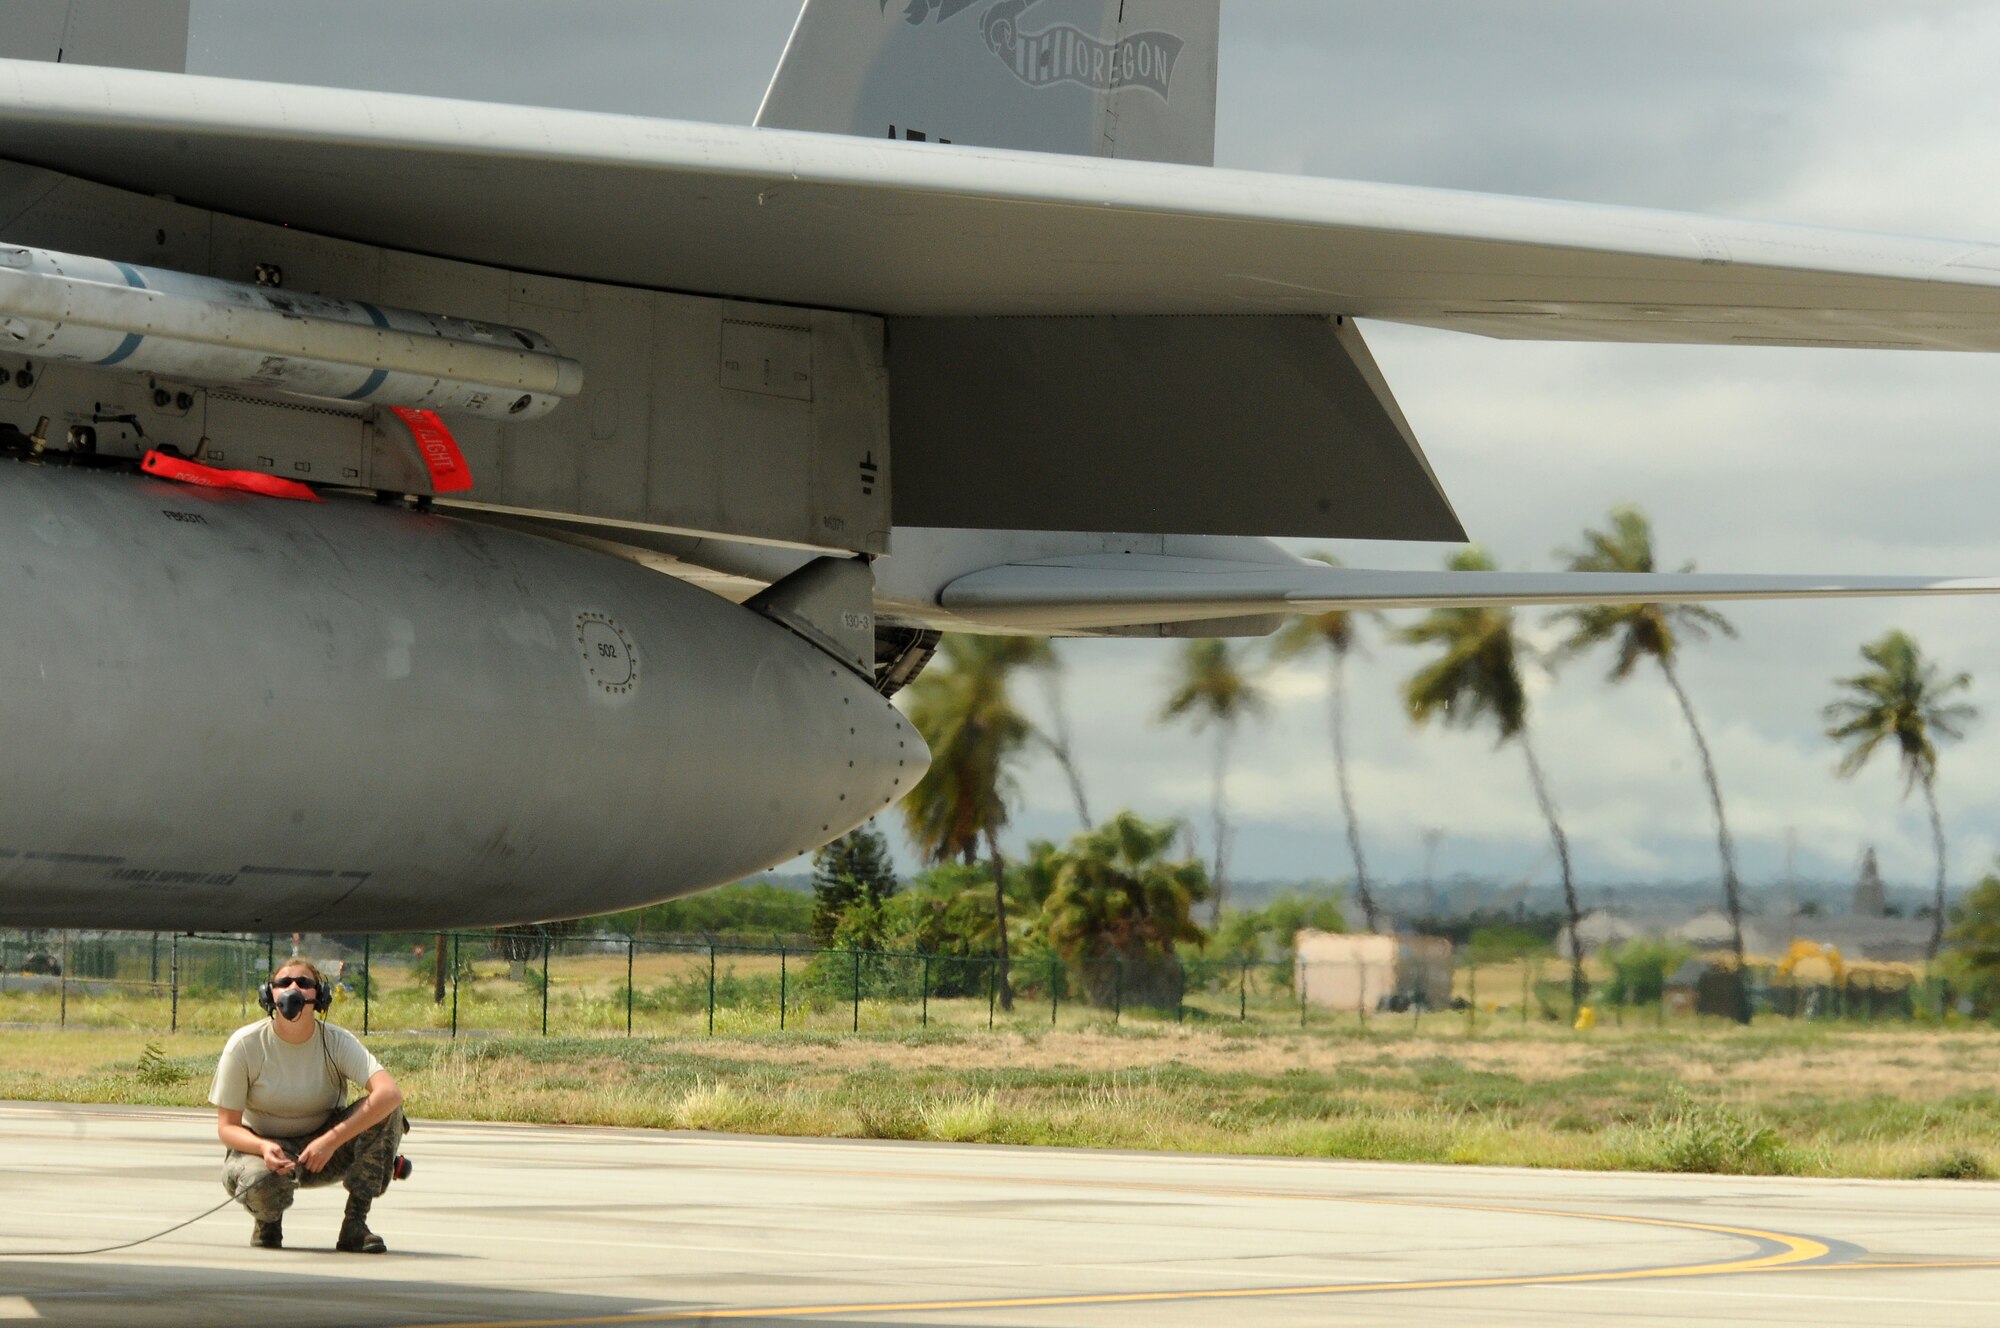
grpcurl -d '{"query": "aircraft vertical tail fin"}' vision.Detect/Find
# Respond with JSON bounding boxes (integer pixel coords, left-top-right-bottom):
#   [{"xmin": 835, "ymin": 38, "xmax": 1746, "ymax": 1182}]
[
  {"xmin": 756, "ymin": 0, "xmax": 1217, "ymax": 166},
  {"xmin": 0, "ymin": 0, "xmax": 190, "ymax": 71}
]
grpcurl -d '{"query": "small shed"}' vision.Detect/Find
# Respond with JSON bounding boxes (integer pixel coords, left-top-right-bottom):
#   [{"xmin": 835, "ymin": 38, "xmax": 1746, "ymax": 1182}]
[
  {"xmin": 1294, "ymin": 930, "xmax": 1453, "ymax": 1012},
  {"xmin": 1663, "ymin": 958, "xmax": 1707, "ymax": 1016},
  {"xmin": 1665, "ymin": 957, "xmax": 1750, "ymax": 1020}
]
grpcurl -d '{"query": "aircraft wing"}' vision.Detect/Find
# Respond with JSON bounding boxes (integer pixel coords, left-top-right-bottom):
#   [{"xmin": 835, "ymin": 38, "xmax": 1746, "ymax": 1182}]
[
  {"xmin": 2, "ymin": 63, "xmax": 2000, "ymax": 343},
  {"xmin": 937, "ymin": 556, "xmax": 2000, "ymax": 630}
]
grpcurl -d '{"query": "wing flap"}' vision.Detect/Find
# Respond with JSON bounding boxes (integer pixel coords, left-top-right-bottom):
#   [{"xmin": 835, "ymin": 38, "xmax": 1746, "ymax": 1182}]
[
  {"xmin": 2, "ymin": 62, "xmax": 2000, "ymax": 339},
  {"xmin": 939, "ymin": 555, "xmax": 2000, "ymax": 630},
  {"xmin": 889, "ymin": 316, "xmax": 1465, "ymax": 541}
]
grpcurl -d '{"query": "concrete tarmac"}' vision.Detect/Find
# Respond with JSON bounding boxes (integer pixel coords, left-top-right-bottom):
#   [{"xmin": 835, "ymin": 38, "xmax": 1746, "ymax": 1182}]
[{"xmin": 1, "ymin": 1100, "xmax": 1997, "ymax": 1326}]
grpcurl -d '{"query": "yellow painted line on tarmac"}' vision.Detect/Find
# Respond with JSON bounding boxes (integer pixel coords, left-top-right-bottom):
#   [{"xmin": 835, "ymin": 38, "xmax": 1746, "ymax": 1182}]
[
  {"xmin": 1787, "ymin": 1259, "xmax": 2000, "ymax": 1273},
  {"xmin": 418, "ymin": 1198, "xmax": 1832, "ymax": 1328}
]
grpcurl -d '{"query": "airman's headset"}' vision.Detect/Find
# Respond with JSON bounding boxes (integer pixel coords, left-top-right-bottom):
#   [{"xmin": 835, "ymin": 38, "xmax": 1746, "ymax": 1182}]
[
  {"xmin": 258, "ymin": 960, "xmax": 334, "ymax": 1017},
  {"xmin": 259, "ymin": 959, "xmax": 348, "ymax": 1107}
]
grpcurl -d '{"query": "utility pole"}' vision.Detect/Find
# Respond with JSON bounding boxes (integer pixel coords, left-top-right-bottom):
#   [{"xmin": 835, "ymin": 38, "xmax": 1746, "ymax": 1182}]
[
  {"xmin": 1421, "ymin": 827, "xmax": 1444, "ymax": 914},
  {"xmin": 1783, "ymin": 827, "xmax": 1798, "ymax": 946}
]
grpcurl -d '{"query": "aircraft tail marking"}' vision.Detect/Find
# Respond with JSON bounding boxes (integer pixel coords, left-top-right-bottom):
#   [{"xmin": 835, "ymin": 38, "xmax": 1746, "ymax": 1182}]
[{"xmin": 758, "ymin": 0, "xmax": 1218, "ymax": 165}]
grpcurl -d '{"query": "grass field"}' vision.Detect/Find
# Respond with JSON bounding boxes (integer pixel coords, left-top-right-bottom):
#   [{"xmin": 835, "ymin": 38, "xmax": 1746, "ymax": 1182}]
[{"xmin": 5, "ymin": 1015, "xmax": 1997, "ymax": 1181}]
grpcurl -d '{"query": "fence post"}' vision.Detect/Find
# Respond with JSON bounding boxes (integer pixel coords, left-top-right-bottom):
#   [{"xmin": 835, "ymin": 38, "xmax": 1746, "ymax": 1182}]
[
  {"xmin": 59, "ymin": 930, "xmax": 69, "ymax": 1028},
  {"xmin": 1113, "ymin": 956, "xmax": 1124, "ymax": 1027},
  {"xmin": 626, "ymin": 936, "xmax": 635, "ymax": 1037},
  {"xmin": 450, "ymin": 933, "xmax": 459, "ymax": 1039},
  {"xmin": 1238, "ymin": 957, "xmax": 1247, "ymax": 1023},
  {"xmin": 921, "ymin": 953, "xmax": 931, "ymax": 1029},
  {"xmin": 1175, "ymin": 960, "xmax": 1186, "ymax": 1024},
  {"xmin": 150, "ymin": 932, "xmax": 159, "ymax": 986},
  {"xmin": 362, "ymin": 935, "xmax": 372, "ymax": 1037},
  {"xmin": 541, "ymin": 933, "xmax": 552, "ymax": 1037},
  {"xmin": 1298, "ymin": 959, "xmax": 1307, "ymax": 1029},
  {"xmin": 709, "ymin": 942, "xmax": 718, "ymax": 1037},
  {"xmin": 1050, "ymin": 955, "xmax": 1059, "ymax": 1026},
  {"xmin": 169, "ymin": 932, "xmax": 180, "ymax": 1034},
  {"xmin": 850, "ymin": 947, "xmax": 860, "ymax": 1033},
  {"xmin": 779, "ymin": 946, "xmax": 788, "ymax": 1032},
  {"xmin": 987, "ymin": 958, "xmax": 996, "ymax": 1030}
]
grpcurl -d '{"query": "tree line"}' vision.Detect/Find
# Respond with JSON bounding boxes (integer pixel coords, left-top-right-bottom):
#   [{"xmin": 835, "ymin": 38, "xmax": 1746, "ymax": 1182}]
[{"xmin": 857, "ymin": 504, "xmax": 1979, "ymax": 1023}]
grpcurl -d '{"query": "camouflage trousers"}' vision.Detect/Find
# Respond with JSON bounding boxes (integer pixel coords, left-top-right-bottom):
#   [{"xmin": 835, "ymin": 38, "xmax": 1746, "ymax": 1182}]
[{"xmin": 221, "ymin": 1101, "xmax": 406, "ymax": 1223}]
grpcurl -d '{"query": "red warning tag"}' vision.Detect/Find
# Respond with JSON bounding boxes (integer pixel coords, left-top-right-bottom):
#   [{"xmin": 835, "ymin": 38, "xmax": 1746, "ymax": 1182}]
[
  {"xmin": 389, "ymin": 407, "xmax": 473, "ymax": 493},
  {"xmin": 141, "ymin": 450, "xmax": 324, "ymax": 503}
]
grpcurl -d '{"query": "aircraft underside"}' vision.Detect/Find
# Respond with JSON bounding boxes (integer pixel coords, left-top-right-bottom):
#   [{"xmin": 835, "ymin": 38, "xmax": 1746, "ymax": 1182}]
[{"xmin": 0, "ymin": 455, "xmax": 917, "ymax": 931}]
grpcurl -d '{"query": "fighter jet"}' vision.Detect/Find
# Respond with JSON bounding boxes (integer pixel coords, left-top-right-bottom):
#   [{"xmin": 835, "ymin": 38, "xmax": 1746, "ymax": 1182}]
[{"xmin": 2, "ymin": 1, "xmax": 1999, "ymax": 931}]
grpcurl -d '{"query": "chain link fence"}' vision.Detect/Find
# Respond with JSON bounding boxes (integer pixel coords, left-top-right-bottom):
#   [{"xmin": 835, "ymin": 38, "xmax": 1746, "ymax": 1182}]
[{"xmin": 0, "ymin": 928, "xmax": 1952, "ymax": 1037}]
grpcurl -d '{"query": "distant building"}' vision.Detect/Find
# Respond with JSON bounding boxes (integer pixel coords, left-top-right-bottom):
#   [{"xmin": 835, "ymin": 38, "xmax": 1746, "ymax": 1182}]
[
  {"xmin": 1776, "ymin": 915, "xmax": 1932, "ymax": 964},
  {"xmin": 1670, "ymin": 908, "xmax": 1774, "ymax": 956},
  {"xmin": 1294, "ymin": 931, "xmax": 1453, "ymax": 1011},
  {"xmin": 1555, "ymin": 908, "xmax": 1645, "ymax": 957}
]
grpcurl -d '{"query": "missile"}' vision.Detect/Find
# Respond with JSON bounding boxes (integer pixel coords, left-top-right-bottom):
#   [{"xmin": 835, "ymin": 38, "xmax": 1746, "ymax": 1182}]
[{"xmin": 0, "ymin": 243, "xmax": 583, "ymax": 421}]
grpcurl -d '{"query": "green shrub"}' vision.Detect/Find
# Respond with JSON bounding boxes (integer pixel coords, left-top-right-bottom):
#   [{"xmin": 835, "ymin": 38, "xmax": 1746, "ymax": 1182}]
[
  {"xmin": 1610, "ymin": 1090, "xmax": 1812, "ymax": 1175},
  {"xmin": 1912, "ymin": 1149, "xmax": 1990, "ymax": 1180},
  {"xmin": 1604, "ymin": 938, "xmax": 1694, "ymax": 1006},
  {"xmin": 133, "ymin": 1041, "xmax": 186, "ymax": 1087}
]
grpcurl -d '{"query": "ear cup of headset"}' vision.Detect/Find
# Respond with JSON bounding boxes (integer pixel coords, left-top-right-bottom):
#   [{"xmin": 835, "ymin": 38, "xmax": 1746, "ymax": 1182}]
[
  {"xmin": 257, "ymin": 983, "xmax": 275, "ymax": 1016},
  {"xmin": 314, "ymin": 981, "xmax": 333, "ymax": 1012}
]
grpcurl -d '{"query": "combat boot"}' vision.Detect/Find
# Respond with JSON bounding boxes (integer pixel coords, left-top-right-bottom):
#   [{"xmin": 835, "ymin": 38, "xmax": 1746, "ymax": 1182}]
[
  {"xmin": 251, "ymin": 1217, "xmax": 282, "ymax": 1249},
  {"xmin": 336, "ymin": 1195, "xmax": 386, "ymax": 1254}
]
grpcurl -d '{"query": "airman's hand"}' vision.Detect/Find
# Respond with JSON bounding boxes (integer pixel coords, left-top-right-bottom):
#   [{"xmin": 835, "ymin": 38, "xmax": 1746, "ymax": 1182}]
[
  {"xmin": 298, "ymin": 1133, "xmax": 339, "ymax": 1174},
  {"xmin": 260, "ymin": 1140, "xmax": 295, "ymax": 1176}
]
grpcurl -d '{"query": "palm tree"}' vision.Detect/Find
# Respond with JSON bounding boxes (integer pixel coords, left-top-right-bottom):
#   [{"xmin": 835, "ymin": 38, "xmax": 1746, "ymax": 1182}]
[
  {"xmin": 902, "ymin": 635, "xmax": 1040, "ymax": 1008},
  {"xmin": 1402, "ymin": 548, "xmax": 1586, "ymax": 1008},
  {"xmin": 1040, "ymin": 812, "xmax": 1210, "ymax": 1008},
  {"xmin": 1034, "ymin": 658, "xmax": 1093, "ymax": 830},
  {"xmin": 953, "ymin": 635, "xmax": 1092, "ymax": 829},
  {"xmin": 1824, "ymin": 630, "xmax": 1976, "ymax": 960},
  {"xmin": 1272, "ymin": 553, "xmax": 1380, "ymax": 933},
  {"xmin": 1160, "ymin": 639, "xmax": 1268, "ymax": 926},
  {"xmin": 1553, "ymin": 506, "xmax": 1747, "ymax": 1015}
]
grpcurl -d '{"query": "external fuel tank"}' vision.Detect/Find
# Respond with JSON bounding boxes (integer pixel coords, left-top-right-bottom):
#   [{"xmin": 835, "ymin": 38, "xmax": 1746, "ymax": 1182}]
[{"xmin": 0, "ymin": 462, "xmax": 921, "ymax": 930}]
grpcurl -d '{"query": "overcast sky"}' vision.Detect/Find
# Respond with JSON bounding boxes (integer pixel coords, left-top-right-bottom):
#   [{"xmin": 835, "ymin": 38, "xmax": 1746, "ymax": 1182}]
[{"xmin": 192, "ymin": 2, "xmax": 2000, "ymax": 901}]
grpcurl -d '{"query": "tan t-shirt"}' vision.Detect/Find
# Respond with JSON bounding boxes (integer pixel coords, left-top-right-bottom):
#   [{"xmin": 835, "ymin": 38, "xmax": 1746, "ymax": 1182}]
[{"xmin": 209, "ymin": 1019, "xmax": 384, "ymax": 1139}]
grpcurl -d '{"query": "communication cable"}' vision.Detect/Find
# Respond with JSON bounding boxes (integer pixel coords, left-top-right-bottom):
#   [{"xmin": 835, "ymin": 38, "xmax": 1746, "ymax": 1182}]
[{"xmin": 0, "ymin": 1194, "xmax": 241, "ymax": 1256}]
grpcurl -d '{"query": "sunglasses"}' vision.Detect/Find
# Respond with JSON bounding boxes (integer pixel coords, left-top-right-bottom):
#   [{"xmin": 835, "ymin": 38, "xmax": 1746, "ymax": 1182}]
[{"xmin": 271, "ymin": 976, "xmax": 319, "ymax": 990}]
